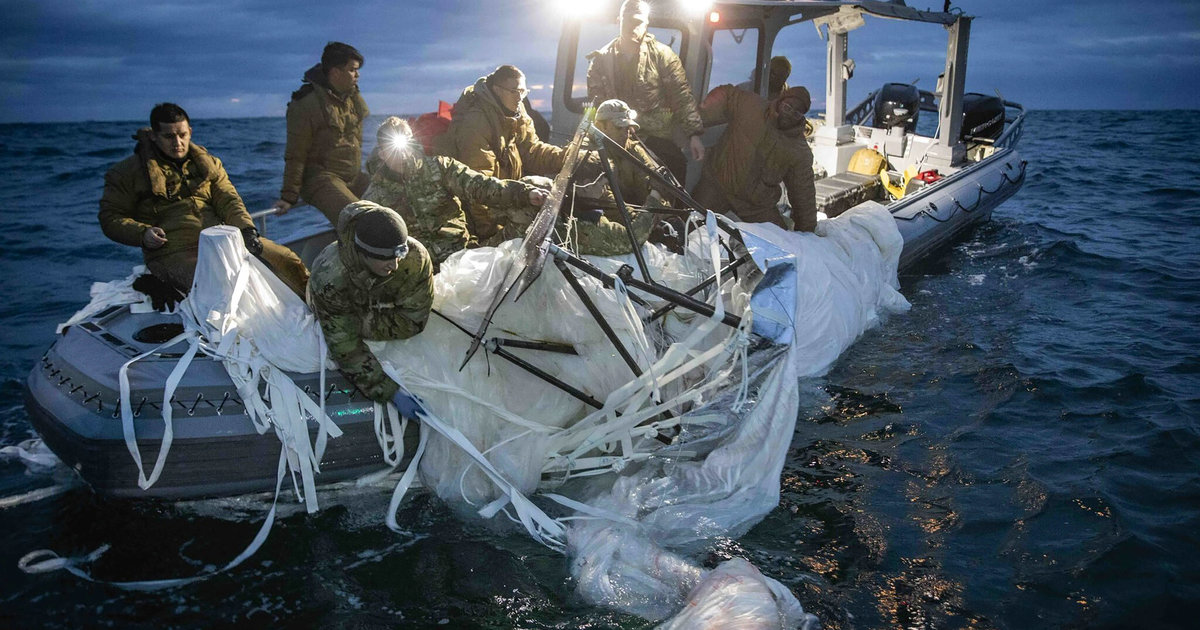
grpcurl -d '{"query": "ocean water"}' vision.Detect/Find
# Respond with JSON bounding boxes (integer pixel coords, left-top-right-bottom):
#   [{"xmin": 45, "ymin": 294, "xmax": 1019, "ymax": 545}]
[{"xmin": 1, "ymin": 110, "xmax": 1198, "ymax": 628}]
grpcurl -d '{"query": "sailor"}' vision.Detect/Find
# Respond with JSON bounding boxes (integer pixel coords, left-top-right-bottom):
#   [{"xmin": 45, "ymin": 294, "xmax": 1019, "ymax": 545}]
[
  {"xmin": 435, "ymin": 64, "xmax": 565, "ymax": 243},
  {"xmin": 736, "ymin": 55, "xmax": 792, "ymax": 100},
  {"xmin": 272, "ymin": 42, "xmax": 371, "ymax": 224},
  {"xmin": 589, "ymin": 99, "xmax": 659, "ymax": 206},
  {"xmin": 569, "ymin": 99, "xmax": 661, "ymax": 255},
  {"xmin": 98, "ymin": 102, "xmax": 309, "ymax": 297},
  {"xmin": 586, "ymin": 0, "xmax": 705, "ymax": 184},
  {"xmin": 308, "ymin": 201, "xmax": 434, "ymax": 408},
  {"xmin": 364, "ymin": 117, "xmax": 549, "ymax": 267},
  {"xmin": 692, "ymin": 84, "xmax": 818, "ymax": 231}
]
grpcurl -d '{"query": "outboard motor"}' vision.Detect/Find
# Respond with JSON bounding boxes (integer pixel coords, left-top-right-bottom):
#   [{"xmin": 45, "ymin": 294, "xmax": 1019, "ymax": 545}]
[
  {"xmin": 960, "ymin": 93, "xmax": 1005, "ymax": 141},
  {"xmin": 871, "ymin": 83, "xmax": 920, "ymax": 132}
]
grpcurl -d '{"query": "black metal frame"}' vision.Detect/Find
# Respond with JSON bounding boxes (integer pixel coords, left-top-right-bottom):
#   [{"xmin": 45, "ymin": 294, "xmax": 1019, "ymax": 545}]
[{"xmin": 452, "ymin": 119, "xmax": 755, "ymax": 423}]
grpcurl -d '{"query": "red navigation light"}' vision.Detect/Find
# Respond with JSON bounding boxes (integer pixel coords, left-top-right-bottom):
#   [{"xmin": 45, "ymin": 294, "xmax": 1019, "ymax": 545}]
[{"xmin": 708, "ymin": 11, "xmax": 720, "ymax": 24}]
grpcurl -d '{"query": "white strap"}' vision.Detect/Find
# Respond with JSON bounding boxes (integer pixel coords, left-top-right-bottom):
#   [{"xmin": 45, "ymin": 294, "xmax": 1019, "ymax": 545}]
[
  {"xmin": 18, "ymin": 448, "xmax": 290, "ymax": 591},
  {"xmin": 117, "ymin": 330, "xmax": 197, "ymax": 490}
]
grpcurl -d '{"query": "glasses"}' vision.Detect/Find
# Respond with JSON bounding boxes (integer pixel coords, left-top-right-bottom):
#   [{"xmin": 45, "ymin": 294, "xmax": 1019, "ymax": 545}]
[
  {"xmin": 497, "ymin": 84, "xmax": 530, "ymax": 99},
  {"xmin": 778, "ymin": 101, "xmax": 803, "ymax": 117}
]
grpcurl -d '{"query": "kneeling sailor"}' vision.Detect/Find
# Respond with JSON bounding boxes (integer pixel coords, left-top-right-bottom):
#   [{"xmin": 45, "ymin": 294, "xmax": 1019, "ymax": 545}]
[{"xmin": 308, "ymin": 201, "xmax": 434, "ymax": 415}]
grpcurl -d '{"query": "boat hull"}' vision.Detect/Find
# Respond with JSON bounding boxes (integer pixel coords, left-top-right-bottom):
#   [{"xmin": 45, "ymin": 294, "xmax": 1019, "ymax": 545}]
[
  {"xmin": 24, "ymin": 315, "xmax": 412, "ymax": 500},
  {"xmin": 891, "ymin": 148, "xmax": 1026, "ymax": 271}
]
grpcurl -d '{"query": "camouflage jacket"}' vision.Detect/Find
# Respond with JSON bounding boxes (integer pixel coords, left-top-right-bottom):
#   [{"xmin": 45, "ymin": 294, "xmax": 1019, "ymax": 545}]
[
  {"xmin": 99, "ymin": 129, "xmax": 255, "ymax": 263},
  {"xmin": 363, "ymin": 152, "xmax": 537, "ymax": 264},
  {"xmin": 698, "ymin": 84, "xmax": 817, "ymax": 231},
  {"xmin": 307, "ymin": 203, "xmax": 435, "ymax": 402},
  {"xmin": 280, "ymin": 64, "xmax": 370, "ymax": 204},
  {"xmin": 587, "ymin": 34, "xmax": 704, "ymax": 141},
  {"xmin": 579, "ymin": 132, "xmax": 660, "ymax": 207}
]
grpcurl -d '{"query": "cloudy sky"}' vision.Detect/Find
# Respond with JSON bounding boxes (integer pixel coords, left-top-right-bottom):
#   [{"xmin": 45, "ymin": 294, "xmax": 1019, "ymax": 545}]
[{"xmin": 1, "ymin": 0, "xmax": 1197, "ymax": 124}]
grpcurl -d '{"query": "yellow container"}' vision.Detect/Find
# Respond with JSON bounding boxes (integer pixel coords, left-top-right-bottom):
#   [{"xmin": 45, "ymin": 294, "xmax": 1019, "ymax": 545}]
[{"xmin": 848, "ymin": 148, "xmax": 886, "ymax": 176}]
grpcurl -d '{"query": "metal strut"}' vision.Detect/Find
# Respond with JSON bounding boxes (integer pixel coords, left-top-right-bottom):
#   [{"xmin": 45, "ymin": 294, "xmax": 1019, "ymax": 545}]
[
  {"xmin": 554, "ymin": 257, "xmax": 643, "ymax": 378},
  {"xmin": 590, "ymin": 127, "xmax": 652, "ymax": 283}
]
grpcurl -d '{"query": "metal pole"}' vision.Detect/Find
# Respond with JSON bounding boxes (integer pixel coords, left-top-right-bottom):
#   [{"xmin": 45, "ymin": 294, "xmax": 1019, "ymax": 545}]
[{"xmin": 591, "ymin": 129, "xmax": 652, "ymax": 283}]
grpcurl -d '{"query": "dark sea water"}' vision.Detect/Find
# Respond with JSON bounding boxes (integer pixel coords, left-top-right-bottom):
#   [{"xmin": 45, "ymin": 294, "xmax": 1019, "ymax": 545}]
[{"xmin": 1, "ymin": 111, "xmax": 1198, "ymax": 628}]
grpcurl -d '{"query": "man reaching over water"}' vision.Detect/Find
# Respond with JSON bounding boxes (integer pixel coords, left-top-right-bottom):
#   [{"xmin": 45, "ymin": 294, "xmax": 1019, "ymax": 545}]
[
  {"xmin": 99, "ymin": 102, "xmax": 309, "ymax": 297},
  {"xmin": 307, "ymin": 201, "xmax": 434, "ymax": 414}
]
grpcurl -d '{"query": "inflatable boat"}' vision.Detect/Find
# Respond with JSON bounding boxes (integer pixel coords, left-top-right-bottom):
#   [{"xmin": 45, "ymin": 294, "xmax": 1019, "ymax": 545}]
[{"xmin": 24, "ymin": 0, "xmax": 1024, "ymax": 502}]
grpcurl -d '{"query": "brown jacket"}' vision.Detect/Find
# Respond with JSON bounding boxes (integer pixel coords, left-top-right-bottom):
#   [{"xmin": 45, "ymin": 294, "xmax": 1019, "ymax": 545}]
[
  {"xmin": 435, "ymin": 77, "xmax": 565, "ymax": 237},
  {"xmin": 436, "ymin": 77, "xmax": 564, "ymax": 182},
  {"xmin": 586, "ymin": 34, "xmax": 704, "ymax": 141},
  {"xmin": 280, "ymin": 64, "xmax": 370, "ymax": 204},
  {"xmin": 697, "ymin": 85, "xmax": 817, "ymax": 231},
  {"xmin": 99, "ymin": 129, "xmax": 255, "ymax": 263}
]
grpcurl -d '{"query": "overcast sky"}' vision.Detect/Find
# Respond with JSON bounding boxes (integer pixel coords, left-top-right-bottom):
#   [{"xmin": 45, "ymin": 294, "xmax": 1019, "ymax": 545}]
[{"xmin": 1, "ymin": 0, "xmax": 1197, "ymax": 124}]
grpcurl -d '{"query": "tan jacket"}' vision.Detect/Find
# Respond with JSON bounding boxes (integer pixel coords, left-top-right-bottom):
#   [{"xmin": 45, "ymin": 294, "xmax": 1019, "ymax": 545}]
[
  {"xmin": 436, "ymin": 77, "xmax": 564, "ymax": 182},
  {"xmin": 99, "ymin": 129, "xmax": 255, "ymax": 263},
  {"xmin": 697, "ymin": 85, "xmax": 817, "ymax": 231},
  {"xmin": 586, "ymin": 34, "xmax": 704, "ymax": 141},
  {"xmin": 280, "ymin": 64, "xmax": 370, "ymax": 204}
]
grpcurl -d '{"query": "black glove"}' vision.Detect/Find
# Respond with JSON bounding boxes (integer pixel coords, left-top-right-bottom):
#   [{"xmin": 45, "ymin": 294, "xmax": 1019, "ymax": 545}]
[
  {"xmin": 241, "ymin": 226, "xmax": 264, "ymax": 256},
  {"xmin": 132, "ymin": 274, "xmax": 186, "ymax": 312}
]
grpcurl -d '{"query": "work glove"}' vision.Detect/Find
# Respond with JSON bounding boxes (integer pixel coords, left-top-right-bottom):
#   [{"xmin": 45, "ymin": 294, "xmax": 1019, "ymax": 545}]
[
  {"xmin": 241, "ymin": 226, "xmax": 264, "ymax": 257},
  {"xmin": 132, "ymin": 274, "xmax": 186, "ymax": 312},
  {"xmin": 391, "ymin": 387, "xmax": 428, "ymax": 419}
]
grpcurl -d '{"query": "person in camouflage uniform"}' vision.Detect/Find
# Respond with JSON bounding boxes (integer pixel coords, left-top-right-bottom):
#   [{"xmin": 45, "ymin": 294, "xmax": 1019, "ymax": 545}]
[
  {"xmin": 435, "ymin": 65, "xmax": 565, "ymax": 241},
  {"xmin": 273, "ymin": 42, "xmax": 371, "ymax": 224},
  {"xmin": 586, "ymin": 0, "xmax": 705, "ymax": 183},
  {"xmin": 307, "ymin": 201, "xmax": 434, "ymax": 404},
  {"xmin": 693, "ymin": 84, "xmax": 818, "ymax": 231},
  {"xmin": 567, "ymin": 99, "xmax": 663, "ymax": 256},
  {"xmin": 99, "ymin": 103, "xmax": 309, "ymax": 296},
  {"xmin": 364, "ymin": 117, "xmax": 548, "ymax": 267}
]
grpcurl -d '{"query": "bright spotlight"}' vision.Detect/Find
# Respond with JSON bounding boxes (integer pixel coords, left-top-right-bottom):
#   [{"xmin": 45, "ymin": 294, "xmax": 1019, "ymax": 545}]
[
  {"xmin": 680, "ymin": 0, "xmax": 713, "ymax": 16},
  {"xmin": 386, "ymin": 132, "xmax": 411, "ymax": 154},
  {"xmin": 556, "ymin": 0, "xmax": 604, "ymax": 20}
]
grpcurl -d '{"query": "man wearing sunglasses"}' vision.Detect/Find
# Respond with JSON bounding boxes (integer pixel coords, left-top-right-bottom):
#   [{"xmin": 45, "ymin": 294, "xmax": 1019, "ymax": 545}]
[
  {"xmin": 436, "ymin": 64, "xmax": 565, "ymax": 243},
  {"xmin": 692, "ymin": 84, "xmax": 818, "ymax": 232}
]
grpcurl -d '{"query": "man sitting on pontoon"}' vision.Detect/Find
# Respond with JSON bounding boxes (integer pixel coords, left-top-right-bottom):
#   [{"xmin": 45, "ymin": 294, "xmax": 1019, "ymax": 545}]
[
  {"xmin": 692, "ymin": 84, "xmax": 818, "ymax": 231},
  {"xmin": 99, "ymin": 102, "xmax": 309, "ymax": 299}
]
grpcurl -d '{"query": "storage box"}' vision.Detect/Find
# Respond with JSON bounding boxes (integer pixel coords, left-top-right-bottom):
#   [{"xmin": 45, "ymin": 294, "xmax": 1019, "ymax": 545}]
[{"xmin": 815, "ymin": 171, "xmax": 881, "ymax": 218}]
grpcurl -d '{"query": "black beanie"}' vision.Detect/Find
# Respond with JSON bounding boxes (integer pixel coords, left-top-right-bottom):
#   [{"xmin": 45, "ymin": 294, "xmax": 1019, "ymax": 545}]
[{"xmin": 354, "ymin": 207, "xmax": 409, "ymax": 259}]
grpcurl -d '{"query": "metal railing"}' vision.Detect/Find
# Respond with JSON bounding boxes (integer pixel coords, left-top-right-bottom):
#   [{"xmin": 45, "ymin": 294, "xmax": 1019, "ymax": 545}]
[
  {"xmin": 842, "ymin": 91, "xmax": 1025, "ymax": 153},
  {"xmin": 992, "ymin": 100, "xmax": 1026, "ymax": 151}
]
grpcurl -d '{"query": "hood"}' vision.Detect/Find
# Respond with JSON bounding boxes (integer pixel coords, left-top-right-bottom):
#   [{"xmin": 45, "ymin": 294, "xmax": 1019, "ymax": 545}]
[
  {"xmin": 457, "ymin": 76, "xmax": 522, "ymax": 121},
  {"xmin": 133, "ymin": 127, "xmax": 210, "ymax": 197},
  {"xmin": 767, "ymin": 86, "xmax": 812, "ymax": 138},
  {"xmin": 292, "ymin": 63, "xmax": 348, "ymax": 102}
]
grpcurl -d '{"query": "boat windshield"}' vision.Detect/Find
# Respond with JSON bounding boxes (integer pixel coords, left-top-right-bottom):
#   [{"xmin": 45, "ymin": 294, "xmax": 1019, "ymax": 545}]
[{"xmin": 707, "ymin": 26, "xmax": 760, "ymax": 94}]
